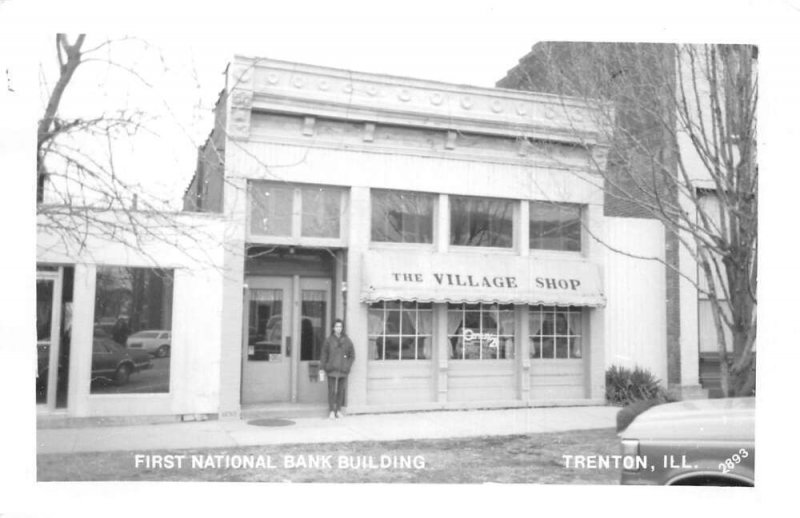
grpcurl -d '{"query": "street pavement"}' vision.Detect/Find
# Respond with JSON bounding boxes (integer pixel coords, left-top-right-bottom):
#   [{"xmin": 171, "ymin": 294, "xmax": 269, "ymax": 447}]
[{"xmin": 37, "ymin": 405, "xmax": 618, "ymax": 454}]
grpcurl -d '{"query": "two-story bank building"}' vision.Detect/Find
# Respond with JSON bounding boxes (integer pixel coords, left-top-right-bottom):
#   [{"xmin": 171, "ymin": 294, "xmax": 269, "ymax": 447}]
[{"xmin": 183, "ymin": 56, "xmax": 615, "ymax": 416}]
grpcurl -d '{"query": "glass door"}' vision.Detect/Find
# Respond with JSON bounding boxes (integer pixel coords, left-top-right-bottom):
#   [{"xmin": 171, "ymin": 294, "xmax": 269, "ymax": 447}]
[
  {"xmin": 36, "ymin": 269, "xmax": 62, "ymax": 410},
  {"xmin": 296, "ymin": 278, "xmax": 331, "ymax": 403},
  {"xmin": 242, "ymin": 277, "xmax": 293, "ymax": 404}
]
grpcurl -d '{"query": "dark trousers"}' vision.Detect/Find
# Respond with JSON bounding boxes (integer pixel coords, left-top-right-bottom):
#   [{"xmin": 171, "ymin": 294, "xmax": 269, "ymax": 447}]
[{"xmin": 327, "ymin": 375, "xmax": 347, "ymax": 413}]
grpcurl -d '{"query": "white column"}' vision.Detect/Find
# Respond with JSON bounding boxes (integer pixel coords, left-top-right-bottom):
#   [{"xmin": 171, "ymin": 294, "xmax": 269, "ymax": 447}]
[
  {"xmin": 69, "ymin": 264, "xmax": 95, "ymax": 417},
  {"xmin": 345, "ymin": 186, "xmax": 370, "ymax": 408},
  {"xmin": 435, "ymin": 304, "xmax": 449, "ymax": 403},
  {"xmin": 517, "ymin": 305, "xmax": 530, "ymax": 401},
  {"xmin": 585, "ymin": 202, "xmax": 606, "ymax": 401},
  {"xmin": 218, "ymin": 175, "xmax": 247, "ymax": 419}
]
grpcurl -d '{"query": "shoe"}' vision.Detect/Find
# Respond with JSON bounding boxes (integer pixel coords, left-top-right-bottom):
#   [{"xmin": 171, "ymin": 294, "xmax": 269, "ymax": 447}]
[
  {"xmin": 338, "ymin": 409, "xmax": 346, "ymax": 417},
  {"xmin": 328, "ymin": 411, "xmax": 335, "ymax": 420},
  {"xmin": 335, "ymin": 411, "xmax": 341, "ymax": 419}
]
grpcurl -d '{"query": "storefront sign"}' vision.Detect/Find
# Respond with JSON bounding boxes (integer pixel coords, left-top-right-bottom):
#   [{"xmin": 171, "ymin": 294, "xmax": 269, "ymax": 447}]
[
  {"xmin": 361, "ymin": 251, "xmax": 605, "ymax": 306},
  {"xmin": 463, "ymin": 329, "xmax": 499, "ymax": 348}
]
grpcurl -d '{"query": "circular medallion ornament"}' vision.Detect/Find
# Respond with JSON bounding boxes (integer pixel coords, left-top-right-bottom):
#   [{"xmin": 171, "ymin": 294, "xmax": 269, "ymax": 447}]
[
  {"xmin": 516, "ymin": 104, "xmax": 528, "ymax": 116},
  {"xmin": 398, "ymin": 89, "xmax": 412, "ymax": 102},
  {"xmin": 430, "ymin": 93, "xmax": 444, "ymax": 106},
  {"xmin": 367, "ymin": 85, "xmax": 379, "ymax": 97},
  {"xmin": 318, "ymin": 79, "xmax": 330, "ymax": 91},
  {"xmin": 460, "ymin": 96, "xmax": 474, "ymax": 110},
  {"xmin": 343, "ymin": 83, "xmax": 354, "ymax": 94},
  {"xmin": 292, "ymin": 77, "xmax": 305, "ymax": 89},
  {"xmin": 490, "ymin": 100, "xmax": 504, "ymax": 113},
  {"xmin": 266, "ymin": 73, "xmax": 279, "ymax": 85},
  {"xmin": 545, "ymin": 109, "xmax": 555, "ymax": 120}
]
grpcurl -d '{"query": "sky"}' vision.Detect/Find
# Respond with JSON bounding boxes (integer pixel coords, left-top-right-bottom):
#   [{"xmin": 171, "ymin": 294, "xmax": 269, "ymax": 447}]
[
  {"xmin": 9, "ymin": 0, "xmax": 799, "ymax": 210},
  {"xmin": 3, "ymin": 0, "xmax": 800, "ymax": 515}
]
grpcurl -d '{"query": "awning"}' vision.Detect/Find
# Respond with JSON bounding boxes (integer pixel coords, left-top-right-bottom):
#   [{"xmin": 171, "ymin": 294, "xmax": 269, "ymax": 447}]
[{"xmin": 360, "ymin": 250, "xmax": 605, "ymax": 306}]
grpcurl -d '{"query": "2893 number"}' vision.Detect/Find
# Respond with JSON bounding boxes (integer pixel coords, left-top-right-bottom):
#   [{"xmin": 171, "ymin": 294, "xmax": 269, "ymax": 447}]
[{"xmin": 719, "ymin": 448, "xmax": 749, "ymax": 473}]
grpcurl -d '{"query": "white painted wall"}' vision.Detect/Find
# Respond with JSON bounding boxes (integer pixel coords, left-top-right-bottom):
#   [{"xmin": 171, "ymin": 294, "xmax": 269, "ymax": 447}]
[
  {"xmin": 228, "ymin": 142, "xmax": 604, "ymax": 208},
  {"xmin": 603, "ymin": 217, "xmax": 668, "ymax": 383},
  {"xmin": 37, "ymin": 212, "xmax": 228, "ymax": 417}
]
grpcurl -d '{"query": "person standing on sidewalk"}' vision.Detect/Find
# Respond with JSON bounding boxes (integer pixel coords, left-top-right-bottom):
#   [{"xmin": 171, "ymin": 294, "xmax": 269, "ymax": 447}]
[{"xmin": 320, "ymin": 319, "xmax": 355, "ymax": 419}]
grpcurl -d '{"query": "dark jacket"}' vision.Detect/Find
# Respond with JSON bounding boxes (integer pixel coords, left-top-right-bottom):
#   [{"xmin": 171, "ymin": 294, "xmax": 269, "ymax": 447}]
[{"xmin": 320, "ymin": 333, "xmax": 355, "ymax": 378}]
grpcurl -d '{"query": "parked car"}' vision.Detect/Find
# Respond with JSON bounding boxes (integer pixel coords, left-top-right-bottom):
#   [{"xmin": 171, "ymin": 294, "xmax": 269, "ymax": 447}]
[
  {"xmin": 619, "ymin": 397, "xmax": 755, "ymax": 486},
  {"xmin": 37, "ymin": 332, "xmax": 152, "ymax": 388},
  {"xmin": 126, "ymin": 329, "xmax": 171, "ymax": 358},
  {"xmin": 92, "ymin": 335, "xmax": 153, "ymax": 385}
]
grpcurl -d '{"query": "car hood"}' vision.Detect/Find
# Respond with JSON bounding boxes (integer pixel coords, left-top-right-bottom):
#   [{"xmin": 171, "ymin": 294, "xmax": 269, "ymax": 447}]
[{"xmin": 620, "ymin": 397, "xmax": 755, "ymax": 442}]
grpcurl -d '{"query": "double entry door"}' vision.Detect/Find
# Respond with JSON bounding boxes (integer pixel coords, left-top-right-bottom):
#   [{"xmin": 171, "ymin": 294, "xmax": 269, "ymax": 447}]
[{"xmin": 242, "ymin": 276, "xmax": 331, "ymax": 405}]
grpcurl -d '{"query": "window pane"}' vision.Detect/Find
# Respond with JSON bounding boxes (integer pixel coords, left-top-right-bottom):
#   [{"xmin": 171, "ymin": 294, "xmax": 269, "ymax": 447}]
[
  {"xmin": 400, "ymin": 337, "xmax": 415, "ymax": 360},
  {"xmin": 300, "ymin": 290, "xmax": 326, "ymax": 361},
  {"xmin": 249, "ymin": 184, "xmax": 293, "ymax": 236},
  {"xmin": 417, "ymin": 310, "xmax": 432, "ymax": 335},
  {"xmin": 499, "ymin": 309, "xmax": 515, "ymax": 336},
  {"xmin": 417, "ymin": 337, "xmax": 431, "ymax": 360},
  {"xmin": 368, "ymin": 308, "xmax": 385, "ymax": 335},
  {"xmin": 555, "ymin": 336, "xmax": 569, "ymax": 358},
  {"xmin": 530, "ymin": 336, "xmax": 542, "ymax": 359},
  {"xmin": 92, "ymin": 267, "xmax": 173, "ymax": 394},
  {"xmin": 541, "ymin": 337, "xmax": 555, "ymax": 358},
  {"xmin": 301, "ymin": 187, "xmax": 341, "ymax": 238},
  {"xmin": 530, "ymin": 202, "xmax": 582, "ymax": 251},
  {"xmin": 401, "ymin": 310, "xmax": 417, "ymax": 335},
  {"xmin": 385, "ymin": 310, "xmax": 401, "ymax": 335},
  {"xmin": 248, "ymin": 289, "xmax": 283, "ymax": 361},
  {"xmin": 450, "ymin": 196, "xmax": 513, "ymax": 248},
  {"xmin": 371, "ymin": 191, "xmax": 433, "ymax": 243},
  {"xmin": 568, "ymin": 311, "xmax": 582, "ymax": 337},
  {"xmin": 555, "ymin": 313, "xmax": 569, "ymax": 335},
  {"xmin": 384, "ymin": 337, "xmax": 400, "ymax": 360},
  {"xmin": 570, "ymin": 336, "xmax": 583, "ymax": 359}
]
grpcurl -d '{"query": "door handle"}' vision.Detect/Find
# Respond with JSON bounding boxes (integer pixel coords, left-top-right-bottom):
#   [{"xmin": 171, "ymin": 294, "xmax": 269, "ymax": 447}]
[{"xmin": 286, "ymin": 336, "xmax": 292, "ymax": 357}]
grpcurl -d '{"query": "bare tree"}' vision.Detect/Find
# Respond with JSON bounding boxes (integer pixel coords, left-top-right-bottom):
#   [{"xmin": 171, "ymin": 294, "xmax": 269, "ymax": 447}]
[
  {"xmin": 36, "ymin": 33, "xmax": 223, "ymax": 266},
  {"xmin": 499, "ymin": 43, "xmax": 757, "ymax": 397}
]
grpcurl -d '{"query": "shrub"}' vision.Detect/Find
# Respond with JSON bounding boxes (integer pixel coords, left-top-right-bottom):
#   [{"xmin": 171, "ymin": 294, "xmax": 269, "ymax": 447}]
[{"xmin": 606, "ymin": 365, "xmax": 667, "ymax": 406}]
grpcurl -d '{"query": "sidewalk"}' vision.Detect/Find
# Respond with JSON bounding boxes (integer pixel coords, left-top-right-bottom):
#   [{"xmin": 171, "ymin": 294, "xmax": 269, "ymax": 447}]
[{"xmin": 37, "ymin": 406, "xmax": 618, "ymax": 455}]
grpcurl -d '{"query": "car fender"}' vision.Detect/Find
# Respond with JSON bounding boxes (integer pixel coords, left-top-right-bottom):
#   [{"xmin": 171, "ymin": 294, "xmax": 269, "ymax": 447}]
[{"xmin": 666, "ymin": 469, "xmax": 754, "ymax": 486}]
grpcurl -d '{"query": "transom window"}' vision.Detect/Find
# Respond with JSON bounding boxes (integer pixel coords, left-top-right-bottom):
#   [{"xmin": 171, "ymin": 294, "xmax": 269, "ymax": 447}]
[
  {"xmin": 450, "ymin": 196, "xmax": 514, "ymax": 248},
  {"xmin": 371, "ymin": 190, "xmax": 434, "ymax": 244},
  {"xmin": 529, "ymin": 202, "xmax": 581, "ymax": 252},
  {"xmin": 249, "ymin": 181, "xmax": 343, "ymax": 239},
  {"xmin": 529, "ymin": 306, "xmax": 583, "ymax": 359},
  {"xmin": 447, "ymin": 303, "xmax": 515, "ymax": 360},
  {"xmin": 368, "ymin": 301, "xmax": 432, "ymax": 360}
]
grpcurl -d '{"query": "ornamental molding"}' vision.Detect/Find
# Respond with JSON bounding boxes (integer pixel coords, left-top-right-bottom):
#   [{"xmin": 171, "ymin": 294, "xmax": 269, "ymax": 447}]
[{"xmin": 228, "ymin": 56, "xmax": 612, "ymax": 147}]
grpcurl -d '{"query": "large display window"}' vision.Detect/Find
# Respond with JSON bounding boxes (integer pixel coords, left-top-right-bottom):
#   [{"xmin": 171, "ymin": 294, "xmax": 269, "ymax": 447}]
[{"xmin": 91, "ymin": 267, "xmax": 174, "ymax": 394}]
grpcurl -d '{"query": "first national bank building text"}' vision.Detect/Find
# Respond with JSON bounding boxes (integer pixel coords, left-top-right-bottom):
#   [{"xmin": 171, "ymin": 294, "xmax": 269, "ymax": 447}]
[{"xmin": 35, "ymin": 56, "xmax": 701, "ymax": 420}]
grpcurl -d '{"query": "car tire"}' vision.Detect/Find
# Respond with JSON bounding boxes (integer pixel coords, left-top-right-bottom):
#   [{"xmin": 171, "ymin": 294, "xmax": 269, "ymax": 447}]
[
  {"xmin": 156, "ymin": 345, "xmax": 170, "ymax": 358},
  {"xmin": 115, "ymin": 364, "xmax": 132, "ymax": 385}
]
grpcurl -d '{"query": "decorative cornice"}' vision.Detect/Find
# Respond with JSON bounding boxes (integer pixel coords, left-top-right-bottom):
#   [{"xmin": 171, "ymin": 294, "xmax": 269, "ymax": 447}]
[{"xmin": 227, "ymin": 56, "xmax": 612, "ymax": 146}]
